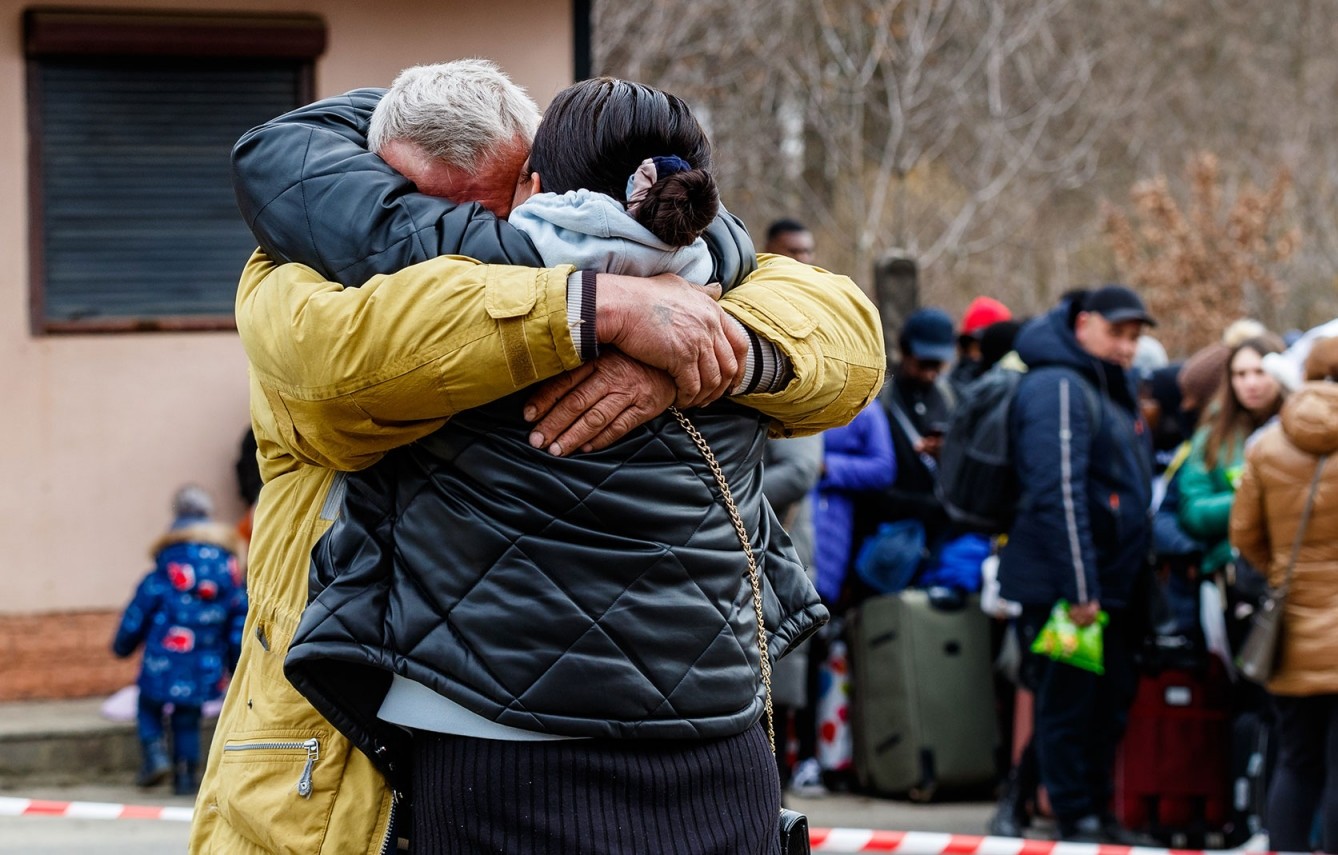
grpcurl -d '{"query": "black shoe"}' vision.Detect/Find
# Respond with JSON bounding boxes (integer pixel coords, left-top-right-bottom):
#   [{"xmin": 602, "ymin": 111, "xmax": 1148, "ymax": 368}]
[
  {"xmin": 172, "ymin": 760, "xmax": 198, "ymax": 796},
  {"xmin": 986, "ymin": 777, "xmax": 1030, "ymax": 838},
  {"xmin": 987, "ymin": 809, "xmax": 1025, "ymax": 838},
  {"xmin": 1058, "ymin": 815, "xmax": 1105, "ymax": 843},
  {"xmin": 135, "ymin": 741, "xmax": 171, "ymax": 788}
]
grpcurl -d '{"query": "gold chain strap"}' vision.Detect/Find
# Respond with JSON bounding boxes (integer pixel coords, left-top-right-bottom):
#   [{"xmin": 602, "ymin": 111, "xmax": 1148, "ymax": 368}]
[{"xmin": 669, "ymin": 406, "xmax": 776, "ymax": 755}]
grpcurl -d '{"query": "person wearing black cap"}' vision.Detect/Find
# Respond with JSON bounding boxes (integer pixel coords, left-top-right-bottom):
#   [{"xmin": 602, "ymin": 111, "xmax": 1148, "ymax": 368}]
[
  {"xmin": 857, "ymin": 307, "xmax": 958, "ymax": 586},
  {"xmin": 998, "ymin": 284, "xmax": 1157, "ymax": 844}
]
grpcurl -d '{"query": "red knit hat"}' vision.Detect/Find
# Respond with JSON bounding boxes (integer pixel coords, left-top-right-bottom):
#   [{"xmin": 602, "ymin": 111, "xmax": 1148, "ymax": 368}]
[{"xmin": 960, "ymin": 296, "xmax": 1013, "ymax": 337}]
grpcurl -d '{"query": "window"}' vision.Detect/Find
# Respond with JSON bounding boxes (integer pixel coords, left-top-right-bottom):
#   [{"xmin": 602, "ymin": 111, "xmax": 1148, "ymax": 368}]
[{"xmin": 25, "ymin": 9, "xmax": 325, "ymax": 333}]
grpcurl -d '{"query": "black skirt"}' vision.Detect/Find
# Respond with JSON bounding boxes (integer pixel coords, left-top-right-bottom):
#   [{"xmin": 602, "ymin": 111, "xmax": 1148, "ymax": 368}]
[{"xmin": 409, "ymin": 722, "xmax": 781, "ymax": 855}]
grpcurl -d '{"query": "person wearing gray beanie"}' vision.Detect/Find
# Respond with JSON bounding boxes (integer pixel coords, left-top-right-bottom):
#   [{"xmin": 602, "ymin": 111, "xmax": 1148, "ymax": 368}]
[{"xmin": 171, "ymin": 484, "xmax": 214, "ymax": 526}]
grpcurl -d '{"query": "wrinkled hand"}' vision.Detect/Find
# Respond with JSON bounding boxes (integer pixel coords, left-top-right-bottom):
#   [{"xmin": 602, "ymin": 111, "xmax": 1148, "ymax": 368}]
[
  {"xmin": 523, "ymin": 349, "xmax": 676, "ymax": 456},
  {"xmin": 1068, "ymin": 600, "xmax": 1101, "ymax": 628},
  {"xmin": 595, "ymin": 273, "xmax": 749, "ymax": 408}
]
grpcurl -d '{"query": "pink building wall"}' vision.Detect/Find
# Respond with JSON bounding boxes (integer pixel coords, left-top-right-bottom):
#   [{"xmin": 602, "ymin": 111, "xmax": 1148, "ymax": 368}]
[{"xmin": 0, "ymin": 0, "xmax": 574, "ymax": 623}]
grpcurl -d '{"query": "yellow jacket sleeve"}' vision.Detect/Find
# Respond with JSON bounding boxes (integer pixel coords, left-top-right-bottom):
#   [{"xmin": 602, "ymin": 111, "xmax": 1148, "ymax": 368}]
[
  {"xmin": 722, "ymin": 254, "xmax": 886, "ymax": 437},
  {"xmin": 236, "ymin": 250, "xmax": 581, "ymax": 471}
]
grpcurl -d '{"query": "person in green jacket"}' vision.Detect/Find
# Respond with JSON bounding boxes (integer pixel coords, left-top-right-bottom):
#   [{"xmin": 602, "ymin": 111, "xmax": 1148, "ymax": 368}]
[{"xmin": 1179, "ymin": 334, "xmax": 1286, "ymax": 575}]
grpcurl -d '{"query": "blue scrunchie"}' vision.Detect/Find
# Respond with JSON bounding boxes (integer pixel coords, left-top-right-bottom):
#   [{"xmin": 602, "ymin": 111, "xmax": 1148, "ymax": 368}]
[{"xmin": 625, "ymin": 155, "xmax": 693, "ymax": 211}]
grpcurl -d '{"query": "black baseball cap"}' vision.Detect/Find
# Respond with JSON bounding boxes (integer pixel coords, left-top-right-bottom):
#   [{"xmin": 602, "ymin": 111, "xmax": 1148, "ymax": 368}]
[
  {"xmin": 900, "ymin": 308, "xmax": 956, "ymax": 362},
  {"xmin": 1083, "ymin": 284, "xmax": 1157, "ymax": 327}
]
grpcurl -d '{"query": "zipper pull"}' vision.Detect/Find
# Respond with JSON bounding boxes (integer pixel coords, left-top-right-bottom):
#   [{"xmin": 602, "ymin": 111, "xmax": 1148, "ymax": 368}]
[{"xmin": 296, "ymin": 737, "xmax": 319, "ymax": 798}]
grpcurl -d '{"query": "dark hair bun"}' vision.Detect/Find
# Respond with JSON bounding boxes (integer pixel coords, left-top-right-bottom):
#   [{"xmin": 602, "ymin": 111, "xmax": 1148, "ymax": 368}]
[{"xmin": 634, "ymin": 169, "xmax": 719, "ymax": 247}]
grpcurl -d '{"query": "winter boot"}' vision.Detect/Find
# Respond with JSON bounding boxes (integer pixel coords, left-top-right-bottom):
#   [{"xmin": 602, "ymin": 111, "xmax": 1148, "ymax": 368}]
[
  {"xmin": 173, "ymin": 760, "xmax": 199, "ymax": 796},
  {"xmin": 135, "ymin": 740, "xmax": 171, "ymax": 788},
  {"xmin": 986, "ymin": 770, "xmax": 1030, "ymax": 838}
]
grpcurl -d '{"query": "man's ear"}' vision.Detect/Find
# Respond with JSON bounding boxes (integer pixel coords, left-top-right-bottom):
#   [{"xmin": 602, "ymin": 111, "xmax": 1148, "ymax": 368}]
[
  {"xmin": 1074, "ymin": 310, "xmax": 1092, "ymax": 336},
  {"xmin": 527, "ymin": 170, "xmax": 542, "ymax": 195}
]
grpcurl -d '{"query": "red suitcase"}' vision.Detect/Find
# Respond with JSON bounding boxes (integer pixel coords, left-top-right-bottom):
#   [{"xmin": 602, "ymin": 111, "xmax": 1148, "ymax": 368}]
[{"xmin": 1114, "ymin": 659, "xmax": 1232, "ymax": 847}]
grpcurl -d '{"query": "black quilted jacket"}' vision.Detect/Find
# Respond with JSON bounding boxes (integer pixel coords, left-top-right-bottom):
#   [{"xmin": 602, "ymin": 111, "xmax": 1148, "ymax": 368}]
[
  {"xmin": 232, "ymin": 90, "xmax": 824, "ymax": 782},
  {"xmin": 287, "ymin": 396, "xmax": 825, "ymax": 782}
]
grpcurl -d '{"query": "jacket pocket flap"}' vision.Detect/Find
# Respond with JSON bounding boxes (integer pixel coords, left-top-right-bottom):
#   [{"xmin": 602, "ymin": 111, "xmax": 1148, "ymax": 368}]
[{"xmin": 484, "ymin": 269, "xmax": 539, "ymax": 319}]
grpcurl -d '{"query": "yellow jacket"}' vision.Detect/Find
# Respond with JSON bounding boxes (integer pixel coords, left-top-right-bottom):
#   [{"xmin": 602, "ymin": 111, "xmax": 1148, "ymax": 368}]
[{"xmin": 190, "ymin": 250, "xmax": 883, "ymax": 854}]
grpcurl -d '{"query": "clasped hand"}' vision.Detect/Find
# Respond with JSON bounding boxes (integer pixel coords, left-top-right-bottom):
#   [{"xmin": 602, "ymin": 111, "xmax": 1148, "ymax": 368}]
[{"xmin": 523, "ymin": 273, "xmax": 749, "ymax": 456}]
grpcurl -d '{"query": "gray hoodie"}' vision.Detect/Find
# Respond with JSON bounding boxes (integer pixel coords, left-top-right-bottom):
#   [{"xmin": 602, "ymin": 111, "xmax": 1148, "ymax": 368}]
[{"xmin": 509, "ymin": 188, "xmax": 715, "ymax": 283}]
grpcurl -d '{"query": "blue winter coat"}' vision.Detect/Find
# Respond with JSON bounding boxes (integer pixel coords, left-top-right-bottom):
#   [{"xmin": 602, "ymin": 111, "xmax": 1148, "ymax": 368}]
[
  {"xmin": 812, "ymin": 402, "xmax": 896, "ymax": 602},
  {"xmin": 997, "ymin": 305, "xmax": 1154, "ymax": 608},
  {"xmin": 113, "ymin": 523, "xmax": 247, "ymax": 706}
]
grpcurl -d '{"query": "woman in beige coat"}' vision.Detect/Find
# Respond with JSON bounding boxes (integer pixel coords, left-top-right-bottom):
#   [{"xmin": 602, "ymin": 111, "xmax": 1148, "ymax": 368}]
[{"xmin": 1230, "ymin": 337, "xmax": 1338, "ymax": 854}]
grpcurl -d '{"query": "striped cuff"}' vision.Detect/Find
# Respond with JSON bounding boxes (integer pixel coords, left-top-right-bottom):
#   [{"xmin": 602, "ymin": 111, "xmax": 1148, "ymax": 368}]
[
  {"xmin": 729, "ymin": 317, "xmax": 791, "ymax": 395},
  {"xmin": 566, "ymin": 270, "xmax": 599, "ymax": 362}
]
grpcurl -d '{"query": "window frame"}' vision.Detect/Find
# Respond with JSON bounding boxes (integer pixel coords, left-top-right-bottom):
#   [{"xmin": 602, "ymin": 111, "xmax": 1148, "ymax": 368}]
[{"xmin": 24, "ymin": 8, "xmax": 325, "ymax": 334}]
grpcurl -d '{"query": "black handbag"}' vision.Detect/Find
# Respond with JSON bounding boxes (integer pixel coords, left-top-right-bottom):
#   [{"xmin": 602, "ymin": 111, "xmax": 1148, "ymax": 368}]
[
  {"xmin": 673, "ymin": 408, "xmax": 812, "ymax": 855},
  {"xmin": 778, "ymin": 808, "xmax": 810, "ymax": 855},
  {"xmin": 1237, "ymin": 454, "xmax": 1326, "ymax": 685}
]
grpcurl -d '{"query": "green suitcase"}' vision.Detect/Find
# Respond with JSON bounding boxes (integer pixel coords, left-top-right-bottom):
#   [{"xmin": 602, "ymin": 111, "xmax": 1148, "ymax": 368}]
[{"xmin": 850, "ymin": 590, "xmax": 998, "ymax": 800}]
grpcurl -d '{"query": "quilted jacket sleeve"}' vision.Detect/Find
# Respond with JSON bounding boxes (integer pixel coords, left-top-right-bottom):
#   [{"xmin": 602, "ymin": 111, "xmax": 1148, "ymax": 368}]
[
  {"xmin": 237, "ymin": 250, "xmax": 582, "ymax": 471},
  {"xmin": 722, "ymin": 255, "xmax": 887, "ymax": 437},
  {"xmin": 232, "ymin": 88, "xmax": 545, "ymax": 286}
]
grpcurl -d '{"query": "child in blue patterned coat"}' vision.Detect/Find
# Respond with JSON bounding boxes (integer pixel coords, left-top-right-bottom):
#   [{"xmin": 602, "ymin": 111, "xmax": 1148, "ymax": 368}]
[{"xmin": 113, "ymin": 485, "xmax": 247, "ymax": 794}]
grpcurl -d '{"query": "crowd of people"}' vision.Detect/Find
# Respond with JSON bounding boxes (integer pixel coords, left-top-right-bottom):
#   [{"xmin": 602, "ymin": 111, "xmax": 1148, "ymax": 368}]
[
  {"xmin": 105, "ymin": 58, "xmax": 1338, "ymax": 855},
  {"xmin": 758, "ymin": 221, "xmax": 1338, "ymax": 851}
]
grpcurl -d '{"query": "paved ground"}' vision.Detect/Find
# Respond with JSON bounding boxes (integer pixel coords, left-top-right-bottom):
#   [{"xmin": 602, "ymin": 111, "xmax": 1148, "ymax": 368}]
[
  {"xmin": 0, "ymin": 781, "xmax": 994, "ymax": 854},
  {"xmin": 0, "ymin": 697, "xmax": 995, "ymax": 852},
  {"xmin": 0, "ymin": 784, "xmax": 195, "ymax": 854}
]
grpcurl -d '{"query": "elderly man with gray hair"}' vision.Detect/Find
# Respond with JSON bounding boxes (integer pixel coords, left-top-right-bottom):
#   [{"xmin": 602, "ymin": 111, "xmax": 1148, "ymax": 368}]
[{"xmin": 193, "ymin": 60, "xmax": 884, "ymax": 854}]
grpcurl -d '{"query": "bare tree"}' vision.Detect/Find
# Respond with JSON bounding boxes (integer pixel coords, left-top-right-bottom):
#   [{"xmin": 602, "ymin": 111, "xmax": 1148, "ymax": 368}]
[
  {"xmin": 593, "ymin": 0, "xmax": 1338, "ymax": 344},
  {"xmin": 596, "ymin": 1, "xmax": 1116, "ymax": 290}
]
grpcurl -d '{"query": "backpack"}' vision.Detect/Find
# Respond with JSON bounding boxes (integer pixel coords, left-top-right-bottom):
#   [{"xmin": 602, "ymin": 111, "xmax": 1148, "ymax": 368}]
[{"xmin": 936, "ymin": 364, "xmax": 1099, "ymax": 534}]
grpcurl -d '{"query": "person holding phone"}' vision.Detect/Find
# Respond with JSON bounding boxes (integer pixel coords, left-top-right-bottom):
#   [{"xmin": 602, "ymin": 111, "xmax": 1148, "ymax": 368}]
[{"xmin": 859, "ymin": 308, "xmax": 957, "ymax": 561}]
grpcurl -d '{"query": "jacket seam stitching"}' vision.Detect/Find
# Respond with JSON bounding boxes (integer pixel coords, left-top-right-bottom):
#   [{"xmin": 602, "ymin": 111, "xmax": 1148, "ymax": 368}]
[{"xmin": 1058, "ymin": 377, "xmax": 1089, "ymax": 602}]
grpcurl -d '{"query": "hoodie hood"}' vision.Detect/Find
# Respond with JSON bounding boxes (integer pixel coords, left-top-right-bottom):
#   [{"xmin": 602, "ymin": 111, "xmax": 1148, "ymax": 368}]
[
  {"xmin": 1014, "ymin": 303, "xmax": 1138, "ymax": 413},
  {"xmin": 1281, "ymin": 382, "xmax": 1338, "ymax": 456},
  {"xmin": 508, "ymin": 189, "xmax": 715, "ymax": 284}
]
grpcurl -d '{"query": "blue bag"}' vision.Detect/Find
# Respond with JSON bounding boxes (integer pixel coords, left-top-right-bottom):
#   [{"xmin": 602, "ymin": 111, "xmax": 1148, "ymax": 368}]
[
  {"xmin": 918, "ymin": 532, "xmax": 991, "ymax": 593},
  {"xmin": 853, "ymin": 519, "xmax": 926, "ymax": 595}
]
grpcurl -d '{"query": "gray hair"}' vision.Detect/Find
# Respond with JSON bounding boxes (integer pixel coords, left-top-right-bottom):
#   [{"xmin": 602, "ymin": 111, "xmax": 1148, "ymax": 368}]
[{"xmin": 368, "ymin": 59, "xmax": 541, "ymax": 171}]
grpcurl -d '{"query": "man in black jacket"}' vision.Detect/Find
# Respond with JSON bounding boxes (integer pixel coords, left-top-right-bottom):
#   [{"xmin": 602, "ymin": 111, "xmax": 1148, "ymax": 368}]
[{"xmin": 1000, "ymin": 285, "xmax": 1156, "ymax": 844}]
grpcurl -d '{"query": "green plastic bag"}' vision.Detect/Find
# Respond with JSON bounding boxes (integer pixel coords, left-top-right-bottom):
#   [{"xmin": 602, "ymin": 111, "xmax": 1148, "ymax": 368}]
[{"xmin": 1030, "ymin": 600, "xmax": 1108, "ymax": 675}]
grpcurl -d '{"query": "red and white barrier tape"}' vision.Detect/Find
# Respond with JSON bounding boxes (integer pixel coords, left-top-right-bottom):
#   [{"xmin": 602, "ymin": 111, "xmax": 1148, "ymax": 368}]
[
  {"xmin": 0, "ymin": 796, "xmax": 193, "ymax": 823},
  {"xmin": 810, "ymin": 828, "xmax": 1280, "ymax": 855},
  {"xmin": 0, "ymin": 799, "xmax": 1286, "ymax": 855}
]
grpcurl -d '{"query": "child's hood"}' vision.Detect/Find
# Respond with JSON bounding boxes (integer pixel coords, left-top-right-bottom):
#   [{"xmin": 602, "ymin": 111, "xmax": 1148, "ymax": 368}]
[{"xmin": 150, "ymin": 521, "xmax": 246, "ymax": 580}]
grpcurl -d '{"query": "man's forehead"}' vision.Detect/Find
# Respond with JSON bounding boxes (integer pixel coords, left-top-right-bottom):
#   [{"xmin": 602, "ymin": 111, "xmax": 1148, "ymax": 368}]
[
  {"xmin": 1084, "ymin": 311, "xmax": 1145, "ymax": 337},
  {"xmin": 1108, "ymin": 318, "xmax": 1148, "ymax": 338}
]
